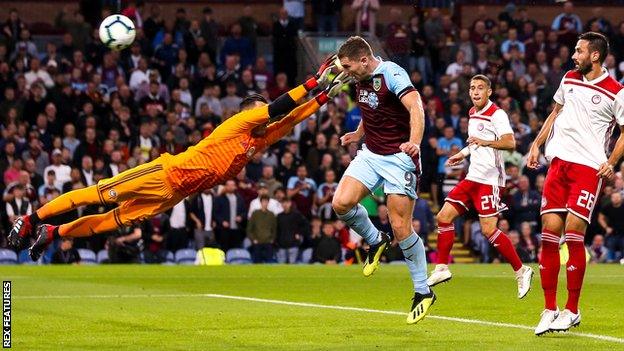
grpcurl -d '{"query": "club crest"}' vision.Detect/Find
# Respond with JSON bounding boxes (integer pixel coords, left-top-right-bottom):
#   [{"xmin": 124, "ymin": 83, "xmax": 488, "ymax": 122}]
[
  {"xmin": 592, "ymin": 94, "xmax": 601, "ymax": 104},
  {"xmin": 373, "ymin": 77, "xmax": 381, "ymax": 91},
  {"xmin": 108, "ymin": 188, "xmax": 117, "ymax": 200}
]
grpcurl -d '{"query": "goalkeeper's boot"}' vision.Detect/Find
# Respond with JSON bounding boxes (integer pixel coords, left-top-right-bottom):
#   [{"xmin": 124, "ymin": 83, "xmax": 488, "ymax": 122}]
[
  {"xmin": 29, "ymin": 224, "xmax": 56, "ymax": 261},
  {"xmin": 549, "ymin": 309, "xmax": 581, "ymax": 332},
  {"xmin": 534, "ymin": 308, "xmax": 558, "ymax": 336},
  {"xmin": 8, "ymin": 215, "xmax": 34, "ymax": 251},
  {"xmin": 407, "ymin": 290, "xmax": 436, "ymax": 325},
  {"xmin": 427, "ymin": 264, "xmax": 452, "ymax": 287},
  {"xmin": 516, "ymin": 265, "xmax": 534, "ymax": 299},
  {"xmin": 362, "ymin": 232, "xmax": 390, "ymax": 277}
]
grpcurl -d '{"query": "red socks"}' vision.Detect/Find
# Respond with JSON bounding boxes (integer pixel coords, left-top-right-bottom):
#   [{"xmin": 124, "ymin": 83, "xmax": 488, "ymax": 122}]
[
  {"xmin": 540, "ymin": 229, "xmax": 561, "ymax": 311},
  {"xmin": 488, "ymin": 229, "xmax": 523, "ymax": 271},
  {"xmin": 436, "ymin": 222, "xmax": 455, "ymax": 264},
  {"xmin": 564, "ymin": 230, "xmax": 586, "ymax": 314}
]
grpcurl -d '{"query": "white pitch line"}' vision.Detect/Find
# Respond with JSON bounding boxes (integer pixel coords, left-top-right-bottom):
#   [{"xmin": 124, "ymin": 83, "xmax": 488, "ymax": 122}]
[{"xmin": 15, "ymin": 293, "xmax": 624, "ymax": 344}]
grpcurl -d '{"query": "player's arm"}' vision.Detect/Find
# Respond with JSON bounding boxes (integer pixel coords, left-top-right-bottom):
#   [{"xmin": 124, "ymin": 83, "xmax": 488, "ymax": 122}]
[
  {"xmin": 597, "ymin": 124, "xmax": 624, "ymax": 178},
  {"xmin": 467, "ymin": 133, "xmax": 515, "ymax": 150},
  {"xmin": 526, "ymin": 103, "xmax": 563, "ymax": 169},
  {"xmin": 264, "ymin": 96, "xmax": 323, "ymax": 145},
  {"xmin": 264, "ymin": 72, "xmax": 352, "ymax": 145},
  {"xmin": 399, "ymin": 90, "xmax": 425, "ymax": 157}
]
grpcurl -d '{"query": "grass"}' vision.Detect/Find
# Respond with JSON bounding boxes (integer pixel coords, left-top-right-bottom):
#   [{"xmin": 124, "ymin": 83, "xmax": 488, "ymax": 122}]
[{"xmin": 2, "ymin": 263, "xmax": 623, "ymax": 350}]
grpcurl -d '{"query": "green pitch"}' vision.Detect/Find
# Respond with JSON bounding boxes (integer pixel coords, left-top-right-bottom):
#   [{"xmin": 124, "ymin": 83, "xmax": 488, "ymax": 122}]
[{"xmin": 2, "ymin": 264, "xmax": 623, "ymax": 350}]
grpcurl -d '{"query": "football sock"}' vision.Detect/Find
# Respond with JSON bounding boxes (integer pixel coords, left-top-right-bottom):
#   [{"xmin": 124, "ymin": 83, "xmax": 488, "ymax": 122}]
[
  {"xmin": 564, "ymin": 230, "xmax": 586, "ymax": 314},
  {"xmin": 59, "ymin": 209, "xmax": 122, "ymax": 238},
  {"xmin": 488, "ymin": 229, "xmax": 522, "ymax": 271},
  {"xmin": 336, "ymin": 204, "xmax": 381, "ymax": 245},
  {"xmin": 540, "ymin": 229, "xmax": 561, "ymax": 310},
  {"xmin": 36, "ymin": 185, "xmax": 104, "ymax": 220},
  {"xmin": 436, "ymin": 221, "xmax": 455, "ymax": 264},
  {"xmin": 400, "ymin": 232, "xmax": 430, "ymax": 295}
]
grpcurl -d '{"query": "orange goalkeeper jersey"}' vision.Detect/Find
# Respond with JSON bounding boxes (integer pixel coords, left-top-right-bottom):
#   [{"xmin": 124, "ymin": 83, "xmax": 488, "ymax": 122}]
[{"xmin": 162, "ymin": 86, "xmax": 323, "ymax": 196}]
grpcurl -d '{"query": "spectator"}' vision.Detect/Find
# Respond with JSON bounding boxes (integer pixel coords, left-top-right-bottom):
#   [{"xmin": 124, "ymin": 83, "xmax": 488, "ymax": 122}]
[
  {"xmin": 247, "ymin": 182, "xmax": 284, "ymax": 218},
  {"xmin": 317, "ymin": 169, "xmax": 338, "ymax": 220},
  {"xmin": 51, "ymin": 237, "xmax": 81, "ymax": 264},
  {"xmin": 5, "ymin": 183, "xmax": 32, "ymax": 223},
  {"xmin": 220, "ymin": 23, "xmax": 255, "ymax": 70},
  {"xmin": 589, "ymin": 234, "xmax": 609, "ymax": 263},
  {"xmin": 55, "ymin": 6, "xmax": 92, "ymax": 51},
  {"xmin": 43, "ymin": 149, "xmax": 72, "ymax": 190},
  {"xmin": 313, "ymin": 220, "xmax": 342, "ymax": 264},
  {"xmin": 25, "ymin": 58, "xmax": 54, "ymax": 90},
  {"xmin": 238, "ymin": 6, "xmax": 259, "ymax": 50},
  {"xmin": 551, "ymin": 1, "xmax": 583, "ymax": 49},
  {"xmin": 165, "ymin": 198, "xmax": 190, "ymax": 252},
  {"xmin": 385, "ymin": 8, "xmax": 410, "ymax": 70},
  {"xmin": 108, "ymin": 226, "xmax": 142, "ymax": 263},
  {"xmin": 247, "ymin": 195, "xmax": 277, "ymax": 263},
  {"xmin": 598, "ymin": 192, "xmax": 624, "ymax": 262},
  {"xmin": 313, "ymin": 0, "xmax": 342, "ymax": 34},
  {"xmin": 284, "ymin": 0, "xmax": 305, "ymax": 31},
  {"xmin": 272, "ymin": 8, "xmax": 298, "ymax": 87},
  {"xmin": 509, "ymin": 230, "xmax": 532, "ymax": 263},
  {"xmin": 258, "ymin": 165, "xmax": 281, "ymax": 197},
  {"xmin": 510, "ymin": 175, "xmax": 541, "ymax": 229},
  {"xmin": 200, "ymin": 7, "xmax": 219, "ymax": 64},
  {"xmin": 190, "ymin": 188, "xmax": 216, "ymax": 249},
  {"xmin": 287, "ymin": 165, "xmax": 317, "ymax": 219},
  {"xmin": 352, "ymin": 0, "xmax": 379, "ymax": 37},
  {"xmin": 214, "ymin": 179, "xmax": 245, "ymax": 251},
  {"xmin": 195, "ymin": 83, "xmax": 223, "ymax": 118},
  {"xmin": 501, "ymin": 28, "xmax": 526, "ymax": 61},
  {"xmin": 276, "ymin": 197, "xmax": 308, "ymax": 263}
]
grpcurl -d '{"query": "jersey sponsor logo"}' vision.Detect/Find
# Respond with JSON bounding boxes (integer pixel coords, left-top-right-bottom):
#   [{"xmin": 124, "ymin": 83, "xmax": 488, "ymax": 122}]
[
  {"xmin": 477, "ymin": 123, "xmax": 485, "ymax": 131},
  {"xmin": 373, "ymin": 77, "xmax": 382, "ymax": 91},
  {"xmin": 246, "ymin": 146, "xmax": 256, "ymax": 158},
  {"xmin": 359, "ymin": 90, "xmax": 379, "ymax": 109},
  {"xmin": 108, "ymin": 188, "xmax": 117, "ymax": 200},
  {"xmin": 592, "ymin": 94, "xmax": 601, "ymax": 104}
]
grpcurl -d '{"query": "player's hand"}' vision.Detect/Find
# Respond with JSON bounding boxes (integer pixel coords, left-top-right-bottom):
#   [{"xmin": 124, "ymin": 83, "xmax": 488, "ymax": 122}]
[
  {"xmin": 325, "ymin": 71, "xmax": 354, "ymax": 98},
  {"xmin": 597, "ymin": 162, "xmax": 615, "ymax": 179},
  {"xmin": 527, "ymin": 146, "xmax": 541, "ymax": 169},
  {"xmin": 340, "ymin": 131, "xmax": 363, "ymax": 145},
  {"xmin": 467, "ymin": 137, "xmax": 490, "ymax": 147},
  {"xmin": 399, "ymin": 142, "xmax": 420, "ymax": 158},
  {"xmin": 446, "ymin": 152, "xmax": 465, "ymax": 166},
  {"xmin": 316, "ymin": 54, "xmax": 338, "ymax": 87}
]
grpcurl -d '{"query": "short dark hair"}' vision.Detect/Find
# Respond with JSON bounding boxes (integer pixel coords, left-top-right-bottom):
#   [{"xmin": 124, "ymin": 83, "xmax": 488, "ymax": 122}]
[
  {"xmin": 578, "ymin": 31, "xmax": 609, "ymax": 63},
  {"xmin": 337, "ymin": 36, "xmax": 373, "ymax": 60},
  {"xmin": 470, "ymin": 74, "xmax": 492, "ymax": 88},
  {"xmin": 260, "ymin": 195, "xmax": 270, "ymax": 202},
  {"xmin": 240, "ymin": 94, "xmax": 268, "ymax": 110}
]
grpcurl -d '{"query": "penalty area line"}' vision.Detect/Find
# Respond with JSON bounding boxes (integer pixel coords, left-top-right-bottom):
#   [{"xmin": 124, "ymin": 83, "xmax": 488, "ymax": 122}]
[{"xmin": 16, "ymin": 292, "xmax": 624, "ymax": 344}]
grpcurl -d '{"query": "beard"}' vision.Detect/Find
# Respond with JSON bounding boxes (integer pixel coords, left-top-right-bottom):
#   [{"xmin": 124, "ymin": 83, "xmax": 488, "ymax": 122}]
[{"xmin": 575, "ymin": 60, "xmax": 592, "ymax": 75}]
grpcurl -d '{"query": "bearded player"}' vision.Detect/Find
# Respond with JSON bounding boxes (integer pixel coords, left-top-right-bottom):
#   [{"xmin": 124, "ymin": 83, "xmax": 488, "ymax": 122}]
[
  {"xmin": 528, "ymin": 32, "xmax": 624, "ymax": 335},
  {"xmin": 9, "ymin": 57, "xmax": 350, "ymax": 261},
  {"xmin": 332, "ymin": 36, "xmax": 432, "ymax": 324},
  {"xmin": 426, "ymin": 74, "xmax": 534, "ymax": 298}
]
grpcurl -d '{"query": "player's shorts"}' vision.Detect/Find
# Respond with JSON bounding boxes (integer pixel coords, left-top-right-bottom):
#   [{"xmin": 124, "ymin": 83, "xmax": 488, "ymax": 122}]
[
  {"xmin": 343, "ymin": 144, "xmax": 418, "ymax": 199},
  {"xmin": 445, "ymin": 179, "xmax": 507, "ymax": 217},
  {"xmin": 96, "ymin": 158, "xmax": 184, "ymax": 226},
  {"xmin": 541, "ymin": 157, "xmax": 603, "ymax": 223}
]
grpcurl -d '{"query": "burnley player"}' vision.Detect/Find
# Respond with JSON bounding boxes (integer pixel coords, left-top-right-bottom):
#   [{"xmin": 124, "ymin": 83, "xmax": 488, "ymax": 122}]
[
  {"xmin": 332, "ymin": 36, "xmax": 433, "ymax": 324},
  {"xmin": 427, "ymin": 75, "xmax": 534, "ymax": 298},
  {"xmin": 528, "ymin": 32, "xmax": 624, "ymax": 335}
]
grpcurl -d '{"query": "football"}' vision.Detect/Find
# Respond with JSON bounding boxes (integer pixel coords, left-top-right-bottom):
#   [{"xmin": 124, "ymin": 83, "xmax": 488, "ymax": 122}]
[{"xmin": 99, "ymin": 14, "xmax": 136, "ymax": 51}]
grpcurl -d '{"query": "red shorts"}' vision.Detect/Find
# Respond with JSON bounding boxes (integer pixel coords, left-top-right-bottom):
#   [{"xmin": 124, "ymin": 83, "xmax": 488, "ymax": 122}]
[
  {"xmin": 445, "ymin": 179, "xmax": 507, "ymax": 217},
  {"xmin": 541, "ymin": 157, "xmax": 603, "ymax": 223}
]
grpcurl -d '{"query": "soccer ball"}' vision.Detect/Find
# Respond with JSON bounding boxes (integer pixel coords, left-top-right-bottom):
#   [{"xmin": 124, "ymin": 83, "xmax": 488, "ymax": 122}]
[{"xmin": 99, "ymin": 14, "xmax": 136, "ymax": 51}]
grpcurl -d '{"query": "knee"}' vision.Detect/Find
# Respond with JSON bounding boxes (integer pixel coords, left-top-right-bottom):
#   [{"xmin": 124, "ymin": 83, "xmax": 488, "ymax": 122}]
[
  {"xmin": 436, "ymin": 208, "xmax": 454, "ymax": 224},
  {"xmin": 332, "ymin": 196, "xmax": 354, "ymax": 215},
  {"xmin": 481, "ymin": 223, "xmax": 498, "ymax": 237}
]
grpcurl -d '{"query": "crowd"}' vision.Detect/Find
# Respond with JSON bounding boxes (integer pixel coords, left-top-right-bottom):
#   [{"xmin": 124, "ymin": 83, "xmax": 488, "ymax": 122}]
[{"xmin": 0, "ymin": 1, "xmax": 623, "ymax": 265}]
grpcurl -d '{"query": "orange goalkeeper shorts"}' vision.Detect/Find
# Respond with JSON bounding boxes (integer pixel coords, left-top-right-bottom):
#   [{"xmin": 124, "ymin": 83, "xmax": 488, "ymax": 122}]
[{"xmin": 96, "ymin": 158, "xmax": 184, "ymax": 225}]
